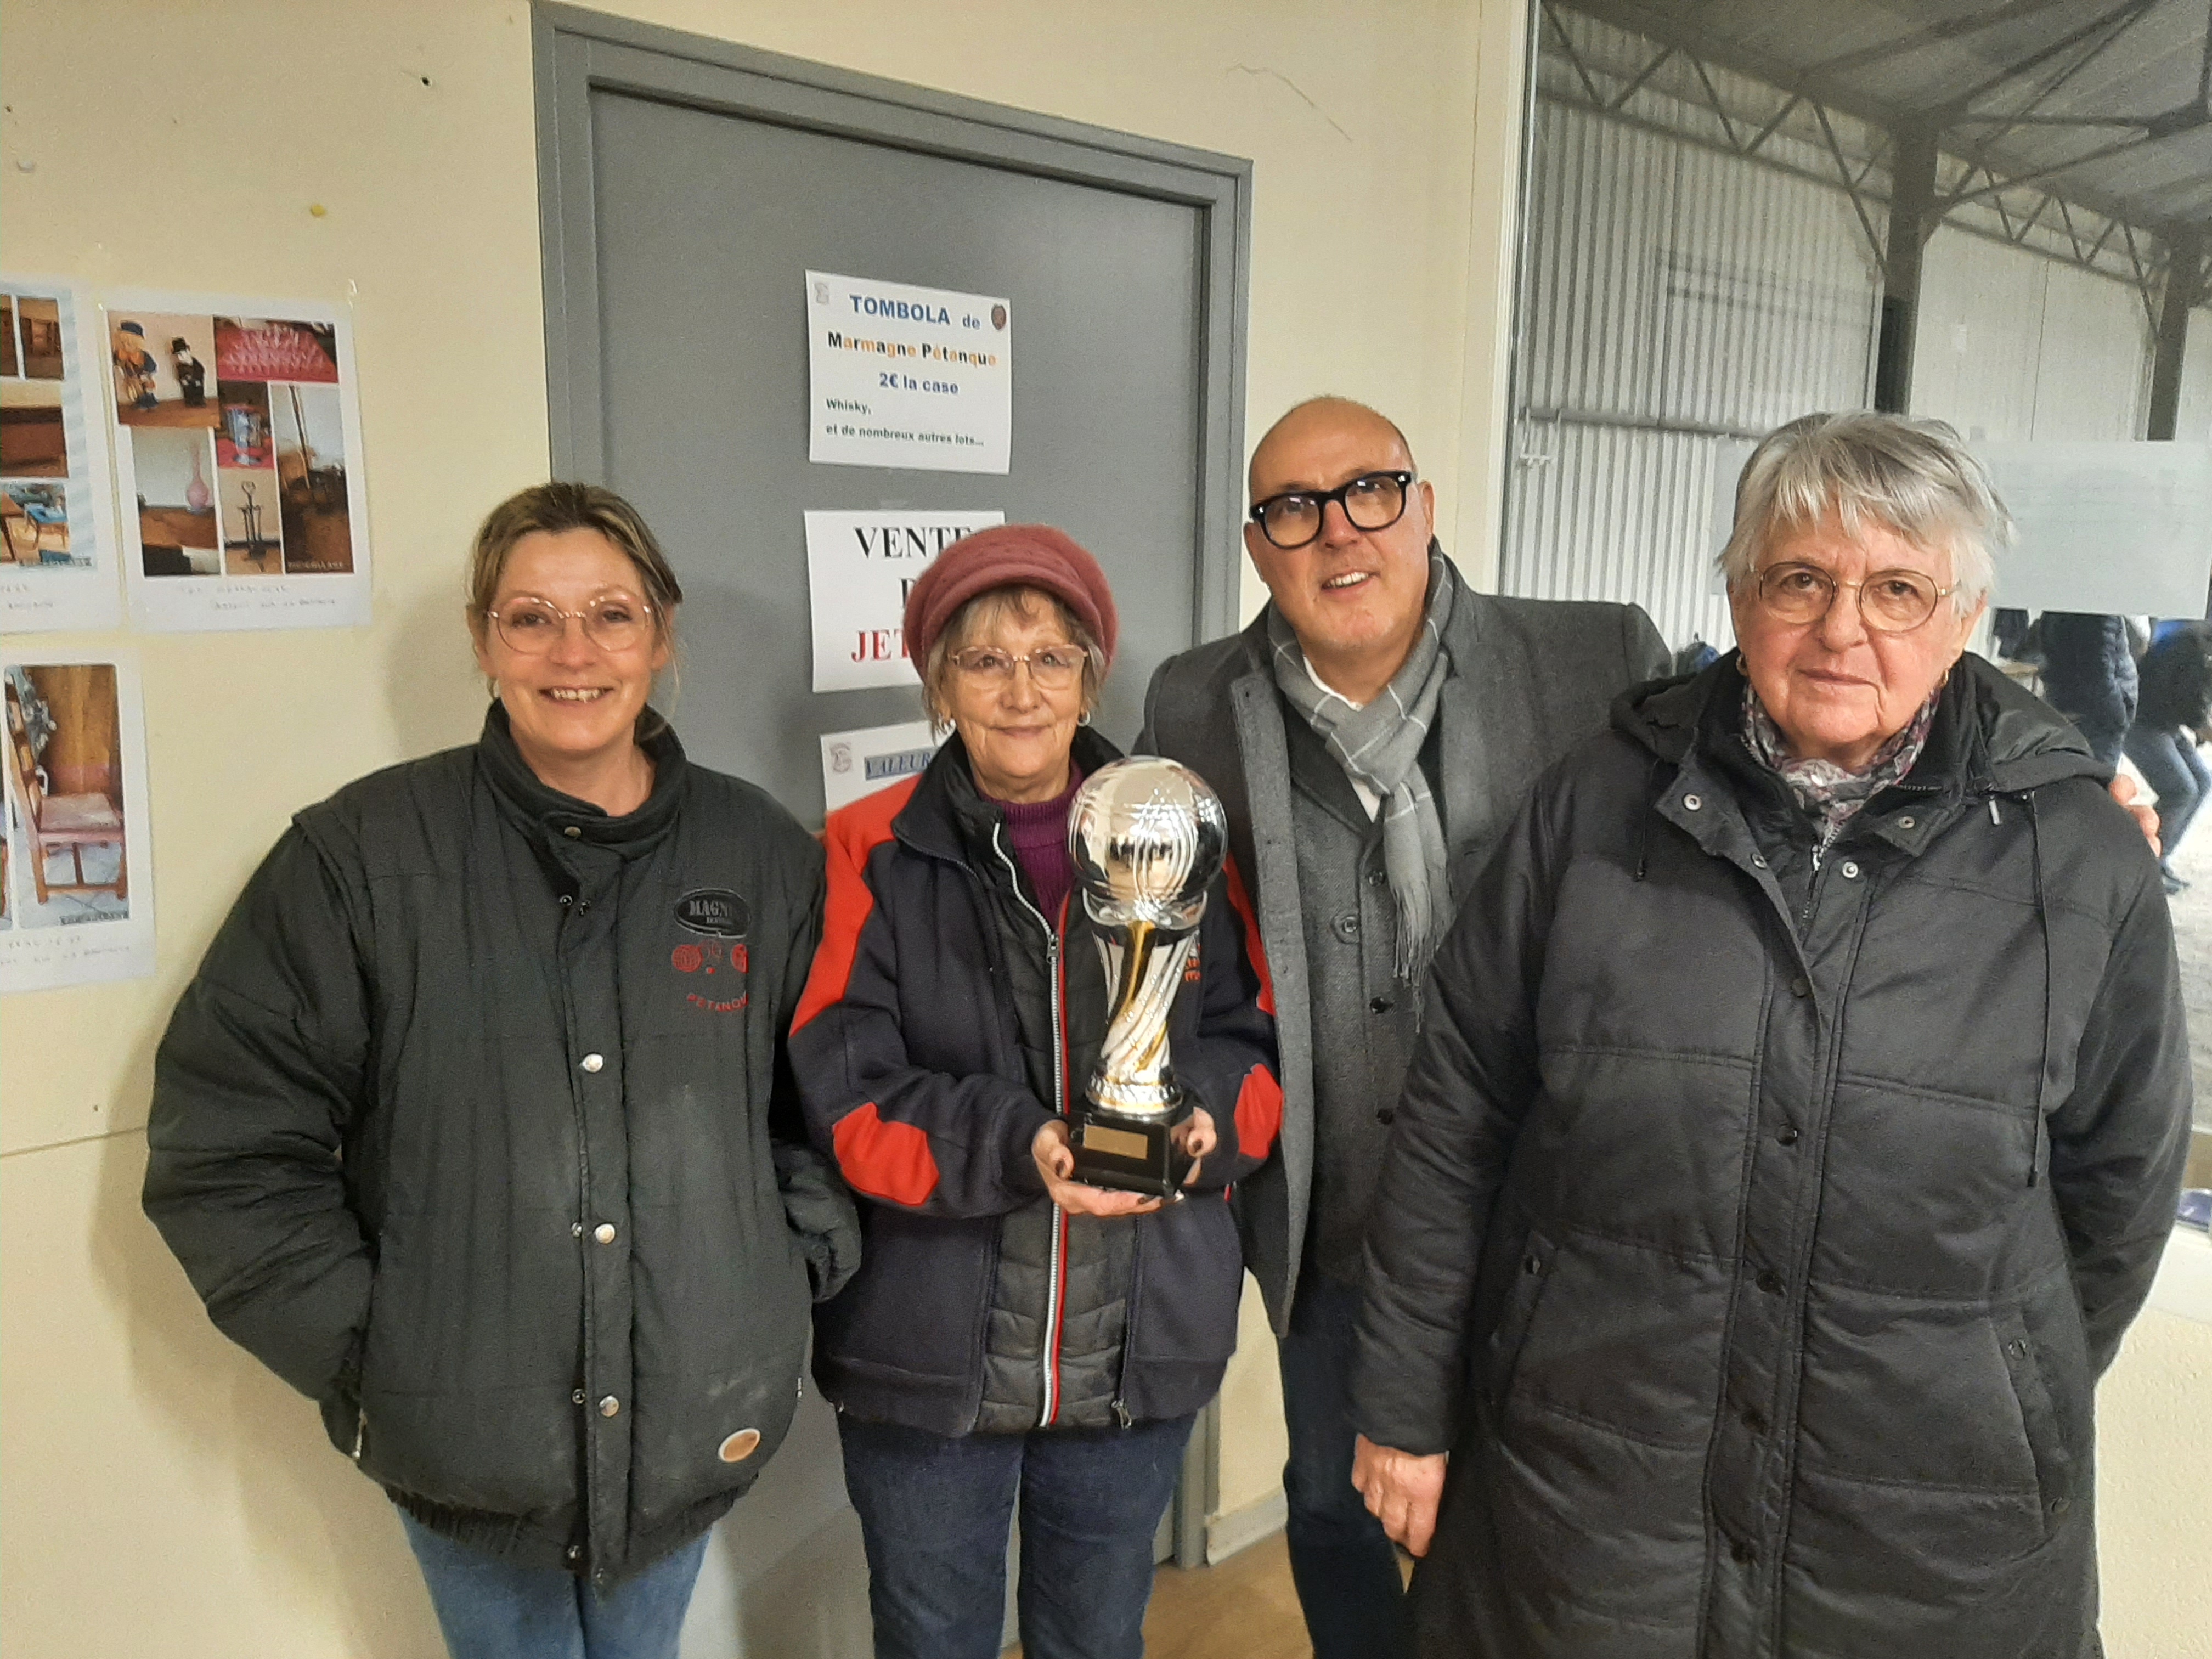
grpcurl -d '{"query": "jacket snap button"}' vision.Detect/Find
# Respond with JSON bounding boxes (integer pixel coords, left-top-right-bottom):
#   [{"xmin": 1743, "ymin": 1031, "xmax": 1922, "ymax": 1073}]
[
  {"xmin": 1522, "ymin": 1254, "xmax": 1541, "ymax": 1275},
  {"xmin": 599, "ymin": 1396, "xmax": 620, "ymax": 1418},
  {"xmin": 580, "ymin": 1053, "xmax": 605, "ymax": 1073},
  {"xmin": 594, "ymin": 1223, "xmax": 617, "ymax": 1244},
  {"xmin": 2006, "ymin": 1339, "xmax": 2028, "ymax": 1358},
  {"xmin": 2050, "ymin": 1497, "xmax": 2070, "ymax": 1514},
  {"xmin": 572, "ymin": 1389, "xmax": 586, "ymax": 1406},
  {"xmin": 1742, "ymin": 1407, "xmax": 1767, "ymax": 1434},
  {"xmin": 558, "ymin": 894, "xmax": 573, "ymax": 906},
  {"xmin": 1776, "ymin": 1126, "xmax": 1800, "ymax": 1146},
  {"xmin": 1375, "ymin": 1107, "xmax": 1396, "ymax": 1125},
  {"xmin": 567, "ymin": 1545, "xmax": 583, "ymax": 1562},
  {"xmin": 718, "ymin": 1428, "xmax": 763, "ymax": 1463},
  {"xmin": 1756, "ymin": 1270, "xmax": 1783, "ymax": 1295},
  {"xmin": 1789, "ymin": 977, "xmax": 1810, "ymax": 998},
  {"xmin": 1333, "ymin": 911, "xmax": 1360, "ymax": 941},
  {"xmin": 1731, "ymin": 1539, "xmax": 1754, "ymax": 1564},
  {"xmin": 1839, "ymin": 860, "xmax": 1861, "ymax": 879},
  {"xmin": 1683, "ymin": 793, "xmax": 1702, "ymax": 811},
  {"xmin": 1898, "ymin": 815, "xmax": 1916, "ymax": 830},
  {"xmin": 1370, "ymin": 996, "xmax": 1393, "ymax": 1013},
  {"xmin": 563, "ymin": 826, "xmax": 582, "ymax": 839},
  {"xmin": 1751, "ymin": 854, "xmax": 1767, "ymax": 868}
]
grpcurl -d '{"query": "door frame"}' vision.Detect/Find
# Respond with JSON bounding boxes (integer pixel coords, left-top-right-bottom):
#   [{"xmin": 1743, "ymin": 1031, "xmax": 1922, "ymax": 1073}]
[{"xmin": 531, "ymin": 1, "xmax": 1255, "ymax": 645}]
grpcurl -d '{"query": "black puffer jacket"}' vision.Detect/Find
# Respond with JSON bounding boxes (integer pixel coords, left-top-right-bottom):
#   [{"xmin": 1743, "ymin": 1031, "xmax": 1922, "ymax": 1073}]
[
  {"xmin": 144, "ymin": 708, "xmax": 857, "ymax": 1583},
  {"xmin": 1353, "ymin": 655, "xmax": 2189, "ymax": 1658},
  {"xmin": 792, "ymin": 729, "xmax": 1281, "ymax": 1436}
]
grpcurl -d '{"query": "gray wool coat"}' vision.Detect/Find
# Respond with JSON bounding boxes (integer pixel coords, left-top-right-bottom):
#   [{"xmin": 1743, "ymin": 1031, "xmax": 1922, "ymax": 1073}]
[
  {"xmin": 1352, "ymin": 656, "xmax": 2189, "ymax": 1657},
  {"xmin": 1140, "ymin": 566, "xmax": 1669, "ymax": 1330}
]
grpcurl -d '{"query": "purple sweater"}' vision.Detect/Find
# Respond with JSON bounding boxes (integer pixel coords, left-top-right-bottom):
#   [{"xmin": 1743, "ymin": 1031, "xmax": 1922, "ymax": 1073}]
[{"xmin": 992, "ymin": 768, "xmax": 1084, "ymax": 922}]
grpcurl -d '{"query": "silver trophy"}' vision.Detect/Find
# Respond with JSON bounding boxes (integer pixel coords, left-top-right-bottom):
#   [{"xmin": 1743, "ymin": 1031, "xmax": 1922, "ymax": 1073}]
[{"xmin": 1067, "ymin": 757, "xmax": 1228, "ymax": 1195}]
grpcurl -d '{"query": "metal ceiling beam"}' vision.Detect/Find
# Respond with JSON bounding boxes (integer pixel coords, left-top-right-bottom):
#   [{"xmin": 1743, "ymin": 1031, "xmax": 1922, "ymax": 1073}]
[
  {"xmin": 2148, "ymin": 228, "xmax": 2204, "ymax": 439},
  {"xmin": 1806, "ymin": 0, "xmax": 2095, "ymax": 80},
  {"xmin": 1876, "ymin": 127, "xmax": 1939, "ymax": 412}
]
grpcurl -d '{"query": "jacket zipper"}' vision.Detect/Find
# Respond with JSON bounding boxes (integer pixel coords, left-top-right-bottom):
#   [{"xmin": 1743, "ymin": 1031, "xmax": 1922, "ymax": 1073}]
[{"xmin": 994, "ymin": 825, "xmax": 1069, "ymax": 1428}]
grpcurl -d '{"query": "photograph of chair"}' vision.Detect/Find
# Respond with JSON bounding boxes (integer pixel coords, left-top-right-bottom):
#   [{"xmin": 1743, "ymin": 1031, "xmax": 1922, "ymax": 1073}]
[{"xmin": 4, "ymin": 666, "xmax": 127, "ymax": 909}]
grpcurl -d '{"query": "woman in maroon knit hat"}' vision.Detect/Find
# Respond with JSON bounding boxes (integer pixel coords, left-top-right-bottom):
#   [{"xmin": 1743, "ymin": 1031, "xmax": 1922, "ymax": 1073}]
[{"xmin": 791, "ymin": 526, "xmax": 1283, "ymax": 1659}]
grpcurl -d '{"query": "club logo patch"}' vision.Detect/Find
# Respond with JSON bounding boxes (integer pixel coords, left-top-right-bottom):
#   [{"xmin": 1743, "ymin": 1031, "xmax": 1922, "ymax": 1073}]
[{"xmin": 674, "ymin": 888, "xmax": 749, "ymax": 938}]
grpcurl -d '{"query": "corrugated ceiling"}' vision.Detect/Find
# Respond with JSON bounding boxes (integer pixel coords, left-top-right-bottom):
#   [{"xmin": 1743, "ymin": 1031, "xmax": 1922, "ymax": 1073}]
[{"xmin": 1557, "ymin": 0, "xmax": 2211, "ymax": 230}]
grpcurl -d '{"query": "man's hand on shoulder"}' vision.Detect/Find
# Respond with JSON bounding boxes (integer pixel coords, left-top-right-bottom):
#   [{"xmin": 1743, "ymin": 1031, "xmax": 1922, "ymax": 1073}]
[
  {"xmin": 2108, "ymin": 772, "xmax": 2160, "ymax": 855},
  {"xmin": 1351, "ymin": 1432, "xmax": 1448, "ymax": 1558}
]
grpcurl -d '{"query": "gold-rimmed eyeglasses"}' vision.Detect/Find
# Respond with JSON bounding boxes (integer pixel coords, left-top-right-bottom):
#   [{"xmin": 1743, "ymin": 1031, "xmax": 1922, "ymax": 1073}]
[
  {"xmin": 949, "ymin": 644, "xmax": 1088, "ymax": 690},
  {"xmin": 486, "ymin": 594, "xmax": 655, "ymax": 654},
  {"xmin": 1751, "ymin": 562, "xmax": 1956, "ymax": 633}
]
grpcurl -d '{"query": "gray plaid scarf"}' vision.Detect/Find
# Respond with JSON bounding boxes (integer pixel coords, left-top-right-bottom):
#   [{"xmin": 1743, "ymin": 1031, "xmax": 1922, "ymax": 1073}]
[{"xmin": 1268, "ymin": 549, "xmax": 1456, "ymax": 978}]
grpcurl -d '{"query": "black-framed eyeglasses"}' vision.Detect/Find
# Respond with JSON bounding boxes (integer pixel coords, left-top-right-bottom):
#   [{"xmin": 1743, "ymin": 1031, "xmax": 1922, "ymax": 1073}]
[
  {"xmin": 486, "ymin": 594, "xmax": 656, "ymax": 654},
  {"xmin": 1751, "ymin": 562, "xmax": 1956, "ymax": 634},
  {"xmin": 1249, "ymin": 470, "xmax": 1415, "ymax": 550}
]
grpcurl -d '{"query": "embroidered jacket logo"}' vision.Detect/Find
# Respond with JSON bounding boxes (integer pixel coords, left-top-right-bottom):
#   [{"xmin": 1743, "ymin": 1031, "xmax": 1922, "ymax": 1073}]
[{"xmin": 674, "ymin": 888, "xmax": 749, "ymax": 938}]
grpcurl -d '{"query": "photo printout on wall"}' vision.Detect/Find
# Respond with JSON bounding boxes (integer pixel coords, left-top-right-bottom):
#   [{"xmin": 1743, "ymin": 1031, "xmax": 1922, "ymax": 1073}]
[
  {"xmin": 108, "ymin": 289, "xmax": 370, "ymax": 632},
  {"xmin": 0, "ymin": 277, "xmax": 123, "ymax": 633},
  {"xmin": 1, "ymin": 651, "xmax": 155, "ymax": 993},
  {"xmin": 806, "ymin": 270, "xmax": 1013, "ymax": 474},
  {"xmin": 803, "ymin": 509, "xmax": 1005, "ymax": 692}
]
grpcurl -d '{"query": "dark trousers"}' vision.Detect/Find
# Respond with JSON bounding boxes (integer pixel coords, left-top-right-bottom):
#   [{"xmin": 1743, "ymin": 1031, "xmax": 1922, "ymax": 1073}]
[
  {"xmin": 2124, "ymin": 723, "xmax": 2212, "ymax": 873},
  {"xmin": 1279, "ymin": 1270, "xmax": 1413, "ymax": 1659},
  {"xmin": 837, "ymin": 1413, "xmax": 1194, "ymax": 1659}
]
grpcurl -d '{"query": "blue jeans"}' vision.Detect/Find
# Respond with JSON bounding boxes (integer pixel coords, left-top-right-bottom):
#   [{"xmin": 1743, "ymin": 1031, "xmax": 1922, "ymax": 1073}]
[
  {"xmin": 2123, "ymin": 723, "xmax": 2212, "ymax": 873},
  {"xmin": 398, "ymin": 1510, "xmax": 707, "ymax": 1659},
  {"xmin": 1279, "ymin": 1270, "xmax": 1412, "ymax": 1659},
  {"xmin": 837, "ymin": 1413, "xmax": 1194, "ymax": 1659}
]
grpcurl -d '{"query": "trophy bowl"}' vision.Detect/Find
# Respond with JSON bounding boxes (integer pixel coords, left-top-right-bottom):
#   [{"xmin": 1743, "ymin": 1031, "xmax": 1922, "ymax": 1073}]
[{"xmin": 1066, "ymin": 757, "xmax": 1228, "ymax": 1195}]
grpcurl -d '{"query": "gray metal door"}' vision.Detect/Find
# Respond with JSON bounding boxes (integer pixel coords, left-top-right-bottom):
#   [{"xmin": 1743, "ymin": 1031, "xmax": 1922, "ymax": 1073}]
[
  {"xmin": 538, "ymin": 6, "xmax": 1250, "ymax": 815},
  {"xmin": 534, "ymin": 9, "xmax": 1251, "ymax": 1654}
]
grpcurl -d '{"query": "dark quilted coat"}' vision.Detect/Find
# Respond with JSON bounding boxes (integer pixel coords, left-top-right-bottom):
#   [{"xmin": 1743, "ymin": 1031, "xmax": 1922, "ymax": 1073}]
[
  {"xmin": 144, "ymin": 707, "xmax": 854, "ymax": 1583},
  {"xmin": 1352, "ymin": 654, "xmax": 2189, "ymax": 1658},
  {"xmin": 791, "ymin": 728, "xmax": 1282, "ymax": 1437}
]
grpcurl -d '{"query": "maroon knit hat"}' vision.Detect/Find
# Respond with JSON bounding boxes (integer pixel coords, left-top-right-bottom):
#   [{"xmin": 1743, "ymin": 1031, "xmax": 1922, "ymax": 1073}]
[{"xmin": 903, "ymin": 524, "xmax": 1120, "ymax": 669}]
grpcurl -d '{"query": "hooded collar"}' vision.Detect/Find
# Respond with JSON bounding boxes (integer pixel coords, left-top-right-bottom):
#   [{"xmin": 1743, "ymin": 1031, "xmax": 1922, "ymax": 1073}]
[
  {"xmin": 1615, "ymin": 650, "xmax": 2103, "ymax": 857},
  {"xmin": 476, "ymin": 701, "xmax": 688, "ymax": 860},
  {"xmin": 895, "ymin": 721, "xmax": 1125, "ymax": 871}
]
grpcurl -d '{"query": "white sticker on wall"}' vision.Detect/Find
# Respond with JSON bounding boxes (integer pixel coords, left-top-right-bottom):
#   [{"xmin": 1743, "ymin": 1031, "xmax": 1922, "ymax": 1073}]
[{"xmin": 820, "ymin": 720, "xmax": 944, "ymax": 815}]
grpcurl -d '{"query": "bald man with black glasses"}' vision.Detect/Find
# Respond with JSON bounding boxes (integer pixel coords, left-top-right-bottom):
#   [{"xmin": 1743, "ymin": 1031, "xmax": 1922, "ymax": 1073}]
[{"xmin": 1139, "ymin": 396, "xmax": 1669, "ymax": 1658}]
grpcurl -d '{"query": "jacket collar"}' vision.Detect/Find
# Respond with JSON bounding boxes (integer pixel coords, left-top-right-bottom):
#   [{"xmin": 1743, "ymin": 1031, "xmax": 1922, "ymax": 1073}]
[
  {"xmin": 894, "ymin": 722, "xmax": 1125, "ymax": 870},
  {"xmin": 476, "ymin": 701, "xmax": 688, "ymax": 860},
  {"xmin": 1617, "ymin": 650, "xmax": 2103, "ymax": 859},
  {"xmin": 1235, "ymin": 553, "xmax": 1490, "ymax": 889}
]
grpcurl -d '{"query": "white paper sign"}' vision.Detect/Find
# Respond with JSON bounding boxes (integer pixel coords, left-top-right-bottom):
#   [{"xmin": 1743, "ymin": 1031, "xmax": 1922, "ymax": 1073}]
[
  {"xmin": 821, "ymin": 720, "xmax": 944, "ymax": 815},
  {"xmin": 1976, "ymin": 442, "xmax": 2212, "ymax": 616},
  {"xmin": 2, "ymin": 651, "xmax": 155, "ymax": 993},
  {"xmin": 0, "ymin": 278, "xmax": 123, "ymax": 634},
  {"xmin": 805, "ymin": 509, "xmax": 1005, "ymax": 692},
  {"xmin": 806, "ymin": 270, "xmax": 1012, "ymax": 473},
  {"xmin": 108, "ymin": 289, "xmax": 372, "ymax": 633}
]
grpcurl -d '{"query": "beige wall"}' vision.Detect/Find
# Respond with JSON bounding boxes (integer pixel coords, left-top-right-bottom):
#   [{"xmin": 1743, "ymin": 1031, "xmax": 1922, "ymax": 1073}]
[{"xmin": 0, "ymin": 1, "xmax": 1516, "ymax": 1653}]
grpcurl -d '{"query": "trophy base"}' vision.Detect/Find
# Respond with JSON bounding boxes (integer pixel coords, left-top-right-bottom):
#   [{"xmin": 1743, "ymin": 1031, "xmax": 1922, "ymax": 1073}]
[{"xmin": 1070, "ymin": 1099, "xmax": 1193, "ymax": 1199}]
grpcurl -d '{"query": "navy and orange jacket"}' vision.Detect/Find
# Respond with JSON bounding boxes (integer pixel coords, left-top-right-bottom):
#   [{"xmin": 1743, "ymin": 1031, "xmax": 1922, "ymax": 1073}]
[{"xmin": 791, "ymin": 729, "xmax": 1283, "ymax": 1435}]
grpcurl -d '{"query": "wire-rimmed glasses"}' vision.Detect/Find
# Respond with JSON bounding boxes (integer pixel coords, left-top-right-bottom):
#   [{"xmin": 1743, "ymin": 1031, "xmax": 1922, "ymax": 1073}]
[{"xmin": 486, "ymin": 594, "xmax": 656, "ymax": 654}]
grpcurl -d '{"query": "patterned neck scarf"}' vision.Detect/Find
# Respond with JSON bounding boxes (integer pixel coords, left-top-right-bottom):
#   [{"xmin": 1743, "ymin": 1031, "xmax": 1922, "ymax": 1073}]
[
  {"xmin": 1741, "ymin": 677, "xmax": 1941, "ymax": 846},
  {"xmin": 1268, "ymin": 548, "xmax": 1456, "ymax": 979}
]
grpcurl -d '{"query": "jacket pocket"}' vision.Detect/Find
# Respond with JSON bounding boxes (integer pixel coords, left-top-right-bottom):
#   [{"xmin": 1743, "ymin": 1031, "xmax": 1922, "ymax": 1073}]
[
  {"xmin": 1485, "ymin": 1226, "xmax": 1558, "ymax": 1407},
  {"xmin": 1995, "ymin": 1304, "xmax": 2073, "ymax": 1534}
]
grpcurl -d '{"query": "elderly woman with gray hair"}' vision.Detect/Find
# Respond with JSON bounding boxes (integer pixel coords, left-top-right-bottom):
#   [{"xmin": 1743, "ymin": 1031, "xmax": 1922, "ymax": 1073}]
[{"xmin": 1347, "ymin": 411, "xmax": 2189, "ymax": 1657}]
